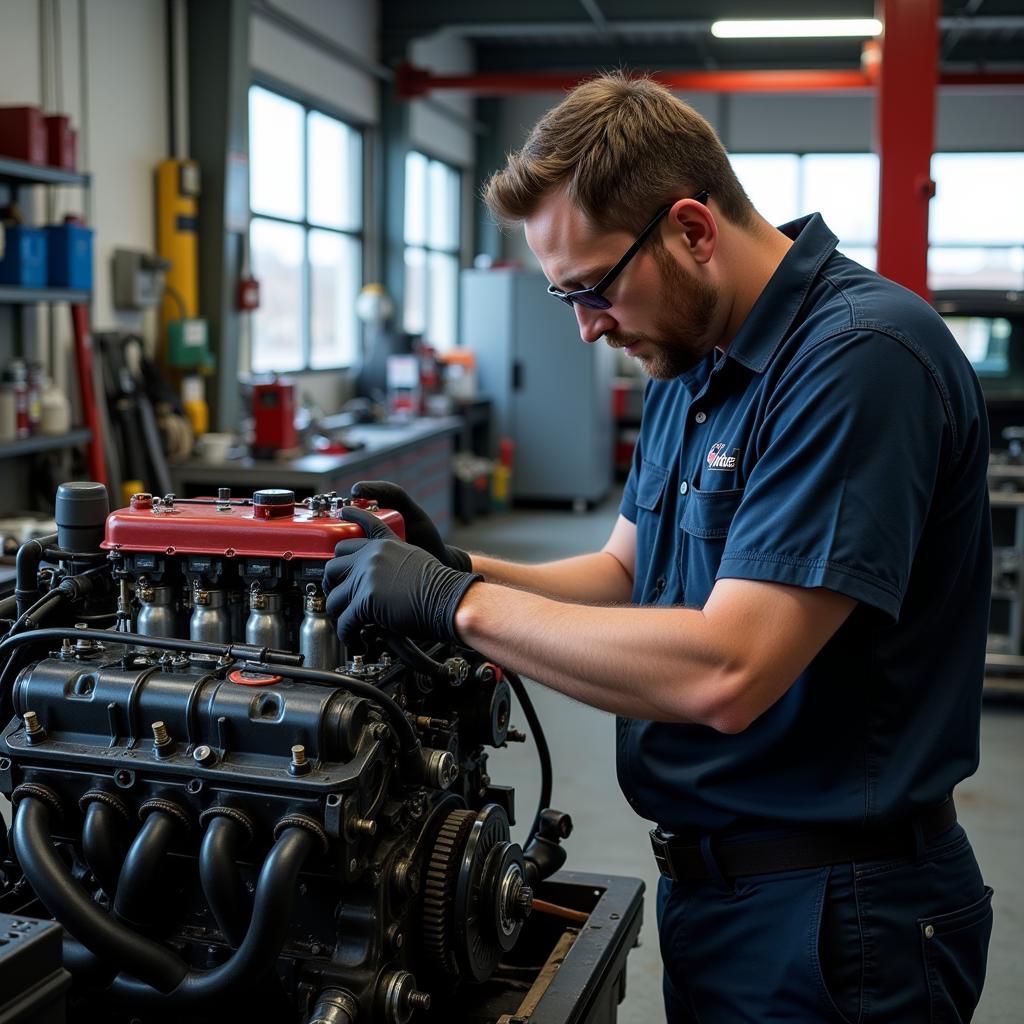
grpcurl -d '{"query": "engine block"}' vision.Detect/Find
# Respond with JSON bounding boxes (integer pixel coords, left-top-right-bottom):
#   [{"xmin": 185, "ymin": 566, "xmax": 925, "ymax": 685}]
[{"xmin": 0, "ymin": 484, "xmax": 571, "ymax": 1024}]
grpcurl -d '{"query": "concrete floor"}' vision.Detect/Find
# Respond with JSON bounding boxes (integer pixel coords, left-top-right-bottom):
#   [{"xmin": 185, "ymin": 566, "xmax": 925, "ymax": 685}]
[{"xmin": 452, "ymin": 495, "xmax": 1024, "ymax": 1024}]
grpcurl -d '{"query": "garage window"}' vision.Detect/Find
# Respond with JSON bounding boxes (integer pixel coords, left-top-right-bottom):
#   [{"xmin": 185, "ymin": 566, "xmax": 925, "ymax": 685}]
[
  {"xmin": 403, "ymin": 152, "xmax": 461, "ymax": 351},
  {"xmin": 248, "ymin": 85, "xmax": 363, "ymax": 373},
  {"xmin": 929, "ymin": 153, "xmax": 1024, "ymax": 291},
  {"xmin": 732, "ymin": 150, "xmax": 1024, "ymax": 290}
]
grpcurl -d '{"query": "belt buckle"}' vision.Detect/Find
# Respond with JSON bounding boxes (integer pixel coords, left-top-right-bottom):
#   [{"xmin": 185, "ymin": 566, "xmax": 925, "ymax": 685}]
[{"xmin": 649, "ymin": 827, "xmax": 677, "ymax": 881}]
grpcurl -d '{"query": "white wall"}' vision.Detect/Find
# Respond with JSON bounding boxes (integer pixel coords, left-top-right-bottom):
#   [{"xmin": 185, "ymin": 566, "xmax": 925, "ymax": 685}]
[
  {"xmin": 409, "ymin": 32, "xmax": 475, "ymax": 169},
  {"xmin": 0, "ymin": 0, "xmax": 168, "ymax": 389},
  {"xmin": 250, "ymin": 0, "xmax": 379, "ymax": 125}
]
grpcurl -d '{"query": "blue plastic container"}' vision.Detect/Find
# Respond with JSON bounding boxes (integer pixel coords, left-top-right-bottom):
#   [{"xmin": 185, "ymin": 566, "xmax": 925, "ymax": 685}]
[
  {"xmin": 46, "ymin": 223, "xmax": 93, "ymax": 290},
  {"xmin": 0, "ymin": 226, "xmax": 48, "ymax": 288}
]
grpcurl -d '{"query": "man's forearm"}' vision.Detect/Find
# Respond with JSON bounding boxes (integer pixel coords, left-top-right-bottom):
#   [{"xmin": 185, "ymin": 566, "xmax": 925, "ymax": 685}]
[
  {"xmin": 454, "ymin": 581, "xmax": 731, "ymax": 724},
  {"xmin": 468, "ymin": 550, "xmax": 633, "ymax": 603}
]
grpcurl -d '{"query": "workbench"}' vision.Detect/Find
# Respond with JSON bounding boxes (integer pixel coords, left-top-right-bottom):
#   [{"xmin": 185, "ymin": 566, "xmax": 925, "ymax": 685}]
[{"xmin": 171, "ymin": 417, "xmax": 459, "ymax": 538}]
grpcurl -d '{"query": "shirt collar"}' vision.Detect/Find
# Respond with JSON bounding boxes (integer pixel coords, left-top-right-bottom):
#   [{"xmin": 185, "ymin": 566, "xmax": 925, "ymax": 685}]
[{"xmin": 723, "ymin": 213, "xmax": 839, "ymax": 374}]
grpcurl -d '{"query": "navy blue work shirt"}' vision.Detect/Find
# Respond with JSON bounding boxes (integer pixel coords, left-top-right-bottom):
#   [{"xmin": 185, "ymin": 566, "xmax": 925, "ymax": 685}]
[{"xmin": 618, "ymin": 213, "xmax": 991, "ymax": 833}]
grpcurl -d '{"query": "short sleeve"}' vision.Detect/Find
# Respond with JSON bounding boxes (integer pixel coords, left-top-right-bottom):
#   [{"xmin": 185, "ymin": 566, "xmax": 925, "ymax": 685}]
[
  {"xmin": 718, "ymin": 329, "xmax": 950, "ymax": 619},
  {"xmin": 620, "ymin": 440, "xmax": 641, "ymax": 523}
]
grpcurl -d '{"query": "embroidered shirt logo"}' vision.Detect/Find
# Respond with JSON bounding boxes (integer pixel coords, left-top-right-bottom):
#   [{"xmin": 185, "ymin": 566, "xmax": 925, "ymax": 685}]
[{"xmin": 706, "ymin": 442, "xmax": 740, "ymax": 471}]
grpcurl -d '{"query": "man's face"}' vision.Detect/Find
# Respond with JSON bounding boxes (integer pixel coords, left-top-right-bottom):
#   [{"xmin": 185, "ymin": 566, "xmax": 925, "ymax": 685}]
[{"xmin": 525, "ymin": 191, "xmax": 720, "ymax": 380}]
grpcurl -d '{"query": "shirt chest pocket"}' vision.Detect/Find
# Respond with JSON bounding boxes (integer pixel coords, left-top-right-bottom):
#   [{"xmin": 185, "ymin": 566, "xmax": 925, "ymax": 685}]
[
  {"xmin": 636, "ymin": 459, "xmax": 669, "ymax": 514},
  {"xmin": 679, "ymin": 485, "xmax": 745, "ymax": 605}
]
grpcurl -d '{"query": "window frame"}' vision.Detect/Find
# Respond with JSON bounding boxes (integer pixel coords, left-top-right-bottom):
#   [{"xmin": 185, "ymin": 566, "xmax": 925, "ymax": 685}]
[
  {"xmin": 403, "ymin": 150, "xmax": 462, "ymax": 351},
  {"xmin": 248, "ymin": 78, "xmax": 365, "ymax": 375}
]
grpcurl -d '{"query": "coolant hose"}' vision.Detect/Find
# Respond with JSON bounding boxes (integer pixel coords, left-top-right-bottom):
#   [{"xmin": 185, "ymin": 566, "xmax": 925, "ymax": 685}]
[
  {"xmin": 506, "ymin": 670, "xmax": 553, "ymax": 845},
  {"xmin": 112, "ymin": 810, "xmax": 182, "ymax": 931},
  {"xmin": 199, "ymin": 814, "xmax": 252, "ymax": 947},
  {"xmin": 81, "ymin": 798, "xmax": 128, "ymax": 899},
  {"xmin": 105, "ymin": 826, "xmax": 316, "ymax": 1007},
  {"xmin": 62, "ymin": 934, "xmax": 115, "ymax": 988},
  {"xmin": 14, "ymin": 532, "xmax": 58, "ymax": 618},
  {"xmin": 11, "ymin": 795, "xmax": 187, "ymax": 992}
]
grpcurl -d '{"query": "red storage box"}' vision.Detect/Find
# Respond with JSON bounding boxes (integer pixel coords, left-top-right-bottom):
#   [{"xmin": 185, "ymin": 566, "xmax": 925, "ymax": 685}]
[
  {"xmin": 0, "ymin": 106, "xmax": 47, "ymax": 164},
  {"xmin": 44, "ymin": 115, "xmax": 76, "ymax": 170}
]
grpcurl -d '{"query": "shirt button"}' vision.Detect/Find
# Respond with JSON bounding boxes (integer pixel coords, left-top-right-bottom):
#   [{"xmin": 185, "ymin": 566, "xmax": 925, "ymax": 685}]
[
  {"xmin": 695, "ymin": 411, "xmax": 706, "ymax": 424},
  {"xmin": 679, "ymin": 480, "xmax": 689, "ymax": 495}
]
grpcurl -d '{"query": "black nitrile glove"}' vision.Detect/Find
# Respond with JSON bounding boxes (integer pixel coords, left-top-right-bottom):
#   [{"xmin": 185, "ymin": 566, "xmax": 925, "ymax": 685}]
[
  {"xmin": 350, "ymin": 480, "xmax": 472, "ymax": 572},
  {"xmin": 323, "ymin": 505, "xmax": 481, "ymax": 648}
]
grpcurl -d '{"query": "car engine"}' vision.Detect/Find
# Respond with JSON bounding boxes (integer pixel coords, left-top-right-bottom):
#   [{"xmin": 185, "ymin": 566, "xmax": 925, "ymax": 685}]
[{"xmin": 0, "ymin": 482, "xmax": 573, "ymax": 1023}]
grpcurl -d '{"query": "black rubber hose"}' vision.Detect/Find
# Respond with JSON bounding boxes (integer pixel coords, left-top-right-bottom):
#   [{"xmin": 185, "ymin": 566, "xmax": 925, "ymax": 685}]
[
  {"xmin": 199, "ymin": 816, "xmax": 251, "ymax": 947},
  {"xmin": 105, "ymin": 827, "xmax": 315, "ymax": 1007},
  {"xmin": 506, "ymin": 670, "xmax": 553, "ymax": 845},
  {"xmin": 384, "ymin": 634, "xmax": 446, "ymax": 680},
  {"xmin": 0, "ymin": 625, "xmax": 304, "ymax": 667},
  {"xmin": 81, "ymin": 801, "xmax": 128, "ymax": 899},
  {"xmin": 62, "ymin": 934, "xmax": 116, "ymax": 988},
  {"xmin": 112, "ymin": 811, "xmax": 180, "ymax": 931},
  {"xmin": 11, "ymin": 796, "xmax": 187, "ymax": 992},
  {"xmin": 4, "ymin": 589, "xmax": 66, "ymax": 639},
  {"xmin": 14, "ymin": 532, "xmax": 58, "ymax": 617},
  {"xmin": 0, "ymin": 594, "xmax": 17, "ymax": 619}
]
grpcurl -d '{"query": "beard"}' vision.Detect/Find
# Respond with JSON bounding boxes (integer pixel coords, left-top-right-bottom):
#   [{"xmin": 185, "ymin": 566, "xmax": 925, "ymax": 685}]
[{"xmin": 605, "ymin": 243, "xmax": 719, "ymax": 380}]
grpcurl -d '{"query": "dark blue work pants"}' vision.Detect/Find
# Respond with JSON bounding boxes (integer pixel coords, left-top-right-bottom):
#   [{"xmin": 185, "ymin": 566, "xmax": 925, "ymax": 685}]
[{"xmin": 656, "ymin": 824, "xmax": 993, "ymax": 1022}]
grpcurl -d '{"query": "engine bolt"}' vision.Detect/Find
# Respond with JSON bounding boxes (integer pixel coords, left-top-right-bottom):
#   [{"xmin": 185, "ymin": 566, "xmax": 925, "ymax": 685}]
[
  {"xmin": 348, "ymin": 858, "xmax": 359, "ymax": 873},
  {"xmin": 514, "ymin": 884, "xmax": 534, "ymax": 920},
  {"xmin": 151, "ymin": 721, "xmax": 173, "ymax": 758},
  {"xmin": 391, "ymin": 858, "xmax": 414, "ymax": 896},
  {"xmin": 23, "ymin": 710, "xmax": 45, "ymax": 745},
  {"xmin": 408, "ymin": 991, "xmax": 431, "ymax": 1011},
  {"xmin": 352, "ymin": 817, "xmax": 377, "ymax": 836},
  {"xmin": 386, "ymin": 923, "xmax": 404, "ymax": 951},
  {"xmin": 290, "ymin": 744, "xmax": 311, "ymax": 776},
  {"xmin": 193, "ymin": 745, "xmax": 216, "ymax": 767}
]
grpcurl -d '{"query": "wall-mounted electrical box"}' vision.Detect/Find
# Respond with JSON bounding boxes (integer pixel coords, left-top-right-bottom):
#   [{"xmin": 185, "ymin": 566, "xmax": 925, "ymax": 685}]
[{"xmin": 112, "ymin": 248, "xmax": 170, "ymax": 310}]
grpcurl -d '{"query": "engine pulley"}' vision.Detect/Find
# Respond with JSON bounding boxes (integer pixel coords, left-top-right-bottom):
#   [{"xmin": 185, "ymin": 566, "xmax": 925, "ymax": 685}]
[{"xmin": 420, "ymin": 804, "xmax": 531, "ymax": 984}]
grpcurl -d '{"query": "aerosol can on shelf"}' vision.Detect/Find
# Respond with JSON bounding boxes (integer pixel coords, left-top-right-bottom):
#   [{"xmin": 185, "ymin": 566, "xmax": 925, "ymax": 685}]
[{"xmin": 299, "ymin": 584, "xmax": 340, "ymax": 670}]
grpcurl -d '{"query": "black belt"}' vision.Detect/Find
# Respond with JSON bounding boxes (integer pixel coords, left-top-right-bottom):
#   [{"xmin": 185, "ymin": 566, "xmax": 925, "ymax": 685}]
[{"xmin": 650, "ymin": 799, "xmax": 957, "ymax": 883}]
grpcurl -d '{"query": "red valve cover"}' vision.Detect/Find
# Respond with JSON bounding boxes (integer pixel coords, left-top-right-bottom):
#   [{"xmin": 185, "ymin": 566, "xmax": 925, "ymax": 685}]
[{"xmin": 101, "ymin": 497, "xmax": 406, "ymax": 561}]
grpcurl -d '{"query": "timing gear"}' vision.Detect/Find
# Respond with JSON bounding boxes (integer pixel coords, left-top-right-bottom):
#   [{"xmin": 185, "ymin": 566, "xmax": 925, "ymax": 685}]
[{"xmin": 420, "ymin": 804, "xmax": 531, "ymax": 984}]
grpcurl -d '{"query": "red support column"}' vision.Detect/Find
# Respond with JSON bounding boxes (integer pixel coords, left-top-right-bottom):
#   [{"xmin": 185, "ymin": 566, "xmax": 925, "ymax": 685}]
[{"xmin": 874, "ymin": 0, "xmax": 939, "ymax": 299}]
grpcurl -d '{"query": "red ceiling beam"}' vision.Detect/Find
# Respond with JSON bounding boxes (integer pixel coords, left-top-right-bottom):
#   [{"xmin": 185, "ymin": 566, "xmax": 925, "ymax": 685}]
[{"xmin": 396, "ymin": 63, "xmax": 1023, "ymax": 99}]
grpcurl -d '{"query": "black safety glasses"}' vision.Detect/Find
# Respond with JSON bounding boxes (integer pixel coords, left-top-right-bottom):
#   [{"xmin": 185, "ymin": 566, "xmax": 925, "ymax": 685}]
[{"xmin": 547, "ymin": 189, "xmax": 710, "ymax": 310}]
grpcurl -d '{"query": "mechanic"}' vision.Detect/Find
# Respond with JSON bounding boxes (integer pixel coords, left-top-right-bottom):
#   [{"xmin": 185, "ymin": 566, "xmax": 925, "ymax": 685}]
[{"xmin": 324, "ymin": 73, "xmax": 993, "ymax": 1022}]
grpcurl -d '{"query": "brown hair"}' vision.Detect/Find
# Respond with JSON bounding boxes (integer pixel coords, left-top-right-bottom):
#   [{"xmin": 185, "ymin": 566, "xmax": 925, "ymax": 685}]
[{"xmin": 483, "ymin": 72, "xmax": 755, "ymax": 234}]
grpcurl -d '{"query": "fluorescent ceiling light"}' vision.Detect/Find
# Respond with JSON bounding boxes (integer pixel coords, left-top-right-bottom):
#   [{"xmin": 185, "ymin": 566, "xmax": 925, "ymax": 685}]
[{"xmin": 711, "ymin": 18, "xmax": 883, "ymax": 39}]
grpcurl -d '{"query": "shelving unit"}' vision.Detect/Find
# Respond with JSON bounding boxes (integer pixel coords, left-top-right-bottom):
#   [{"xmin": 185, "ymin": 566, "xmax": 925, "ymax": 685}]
[
  {"xmin": 0, "ymin": 286, "xmax": 90, "ymax": 305},
  {"xmin": 0, "ymin": 428, "xmax": 91, "ymax": 460},
  {"xmin": 0, "ymin": 156, "xmax": 94, "ymax": 506},
  {"xmin": 0, "ymin": 155, "xmax": 89, "ymax": 188}
]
